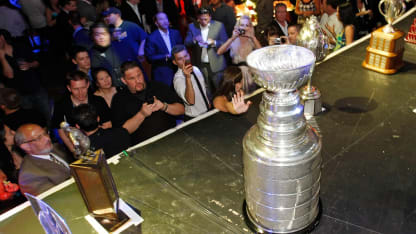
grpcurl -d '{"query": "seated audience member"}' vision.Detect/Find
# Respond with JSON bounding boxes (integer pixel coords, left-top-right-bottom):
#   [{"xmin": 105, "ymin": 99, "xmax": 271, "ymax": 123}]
[
  {"xmin": 92, "ymin": 67, "xmax": 117, "ymax": 107},
  {"xmin": 51, "ymin": 71, "xmax": 111, "ymax": 153},
  {"xmin": 0, "ymin": 122, "xmax": 25, "ymax": 208},
  {"xmin": 0, "ymin": 122, "xmax": 23, "ymax": 181},
  {"xmin": 328, "ymin": 2, "xmax": 355, "ymax": 50},
  {"xmin": 217, "ymin": 15, "xmax": 260, "ymax": 94},
  {"xmin": 288, "ymin": 24, "xmax": 301, "ymax": 45},
  {"xmin": 72, "ymin": 104, "xmax": 130, "ymax": 158},
  {"xmin": 16, "ymin": 124, "xmax": 72, "ymax": 196},
  {"xmin": 111, "ymin": 61, "xmax": 184, "ymax": 145},
  {"xmin": 0, "ymin": 29, "xmax": 50, "ymax": 121},
  {"xmin": 102, "ymin": 7, "xmax": 147, "ymax": 66},
  {"xmin": 172, "ymin": 45, "xmax": 210, "ymax": 120},
  {"xmin": 0, "ymin": 88, "xmax": 46, "ymax": 131},
  {"xmin": 320, "ymin": 0, "xmax": 343, "ymax": 50},
  {"xmin": 213, "ymin": 66, "xmax": 251, "ymax": 115},
  {"xmin": 145, "ymin": 12, "xmax": 183, "ymax": 86},
  {"xmin": 68, "ymin": 11, "xmax": 93, "ymax": 49},
  {"xmin": 70, "ymin": 46, "xmax": 92, "ymax": 82},
  {"xmin": 89, "ymin": 22, "xmax": 123, "ymax": 87},
  {"xmin": 185, "ymin": 7, "xmax": 228, "ymax": 99}
]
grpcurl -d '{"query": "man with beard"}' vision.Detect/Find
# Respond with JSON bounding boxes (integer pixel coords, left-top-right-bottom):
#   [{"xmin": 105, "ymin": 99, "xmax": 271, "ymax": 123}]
[
  {"xmin": 51, "ymin": 71, "xmax": 111, "ymax": 153},
  {"xmin": 144, "ymin": 12, "xmax": 182, "ymax": 86},
  {"xmin": 111, "ymin": 61, "xmax": 184, "ymax": 144},
  {"xmin": 15, "ymin": 124, "xmax": 73, "ymax": 196}
]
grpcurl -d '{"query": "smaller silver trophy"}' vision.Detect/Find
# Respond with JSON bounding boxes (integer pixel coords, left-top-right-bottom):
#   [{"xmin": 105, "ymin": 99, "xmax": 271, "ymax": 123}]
[
  {"xmin": 297, "ymin": 16, "xmax": 329, "ymax": 116},
  {"xmin": 379, "ymin": 0, "xmax": 406, "ymax": 33}
]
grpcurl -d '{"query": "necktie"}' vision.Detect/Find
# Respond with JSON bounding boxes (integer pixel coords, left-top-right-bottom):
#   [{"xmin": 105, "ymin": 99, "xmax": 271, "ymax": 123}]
[{"xmin": 50, "ymin": 154, "xmax": 69, "ymax": 170}]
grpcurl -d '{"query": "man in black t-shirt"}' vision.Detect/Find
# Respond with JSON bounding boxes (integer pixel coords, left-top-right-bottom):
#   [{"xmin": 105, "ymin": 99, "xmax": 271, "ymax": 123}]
[
  {"xmin": 111, "ymin": 61, "xmax": 184, "ymax": 145},
  {"xmin": 72, "ymin": 104, "xmax": 130, "ymax": 158},
  {"xmin": 51, "ymin": 71, "xmax": 111, "ymax": 153}
]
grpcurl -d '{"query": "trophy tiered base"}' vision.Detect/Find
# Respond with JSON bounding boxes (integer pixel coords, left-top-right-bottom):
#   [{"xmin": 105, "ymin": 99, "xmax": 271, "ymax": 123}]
[
  {"xmin": 405, "ymin": 18, "xmax": 416, "ymax": 44},
  {"xmin": 362, "ymin": 26, "xmax": 405, "ymax": 74}
]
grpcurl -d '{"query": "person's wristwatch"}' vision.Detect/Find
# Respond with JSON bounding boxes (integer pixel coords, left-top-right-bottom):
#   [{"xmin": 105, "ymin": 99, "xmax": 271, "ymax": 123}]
[{"xmin": 162, "ymin": 102, "xmax": 168, "ymax": 112}]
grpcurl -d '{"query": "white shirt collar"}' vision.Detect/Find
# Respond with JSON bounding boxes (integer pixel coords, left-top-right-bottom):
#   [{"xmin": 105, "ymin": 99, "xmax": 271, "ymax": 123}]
[
  {"xmin": 31, "ymin": 154, "xmax": 51, "ymax": 160},
  {"xmin": 126, "ymin": 0, "xmax": 137, "ymax": 10}
]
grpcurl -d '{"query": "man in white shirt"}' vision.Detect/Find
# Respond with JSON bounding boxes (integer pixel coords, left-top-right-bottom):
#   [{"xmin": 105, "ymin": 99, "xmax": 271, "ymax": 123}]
[
  {"xmin": 184, "ymin": 7, "xmax": 228, "ymax": 99},
  {"xmin": 320, "ymin": 0, "xmax": 343, "ymax": 49},
  {"xmin": 269, "ymin": 3, "xmax": 288, "ymax": 37},
  {"xmin": 15, "ymin": 124, "xmax": 72, "ymax": 196},
  {"xmin": 172, "ymin": 45, "xmax": 210, "ymax": 120}
]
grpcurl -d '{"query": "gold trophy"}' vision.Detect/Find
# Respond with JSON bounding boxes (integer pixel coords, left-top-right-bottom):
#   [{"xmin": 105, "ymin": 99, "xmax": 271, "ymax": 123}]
[
  {"xmin": 61, "ymin": 122, "xmax": 129, "ymax": 232},
  {"xmin": 362, "ymin": 0, "xmax": 406, "ymax": 74}
]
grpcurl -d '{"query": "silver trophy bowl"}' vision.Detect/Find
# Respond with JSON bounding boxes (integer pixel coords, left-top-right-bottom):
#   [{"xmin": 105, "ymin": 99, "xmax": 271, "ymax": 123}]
[
  {"xmin": 243, "ymin": 45, "xmax": 322, "ymax": 233},
  {"xmin": 247, "ymin": 45, "xmax": 315, "ymax": 92}
]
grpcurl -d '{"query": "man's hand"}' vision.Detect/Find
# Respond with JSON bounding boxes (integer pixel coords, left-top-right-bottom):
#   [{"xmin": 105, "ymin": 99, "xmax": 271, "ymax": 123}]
[
  {"xmin": 207, "ymin": 38, "xmax": 215, "ymax": 46},
  {"xmin": 194, "ymin": 35, "xmax": 202, "ymax": 43},
  {"xmin": 183, "ymin": 63, "xmax": 193, "ymax": 78},
  {"xmin": 140, "ymin": 102, "xmax": 154, "ymax": 117},
  {"xmin": 151, "ymin": 96, "xmax": 164, "ymax": 112}
]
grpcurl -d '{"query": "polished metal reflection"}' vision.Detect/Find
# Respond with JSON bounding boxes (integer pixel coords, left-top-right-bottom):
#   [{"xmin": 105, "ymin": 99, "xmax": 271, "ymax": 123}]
[
  {"xmin": 297, "ymin": 16, "xmax": 326, "ymax": 116},
  {"xmin": 244, "ymin": 45, "xmax": 322, "ymax": 233},
  {"xmin": 297, "ymin": 16, "xmax": 328, "ymax": 62}
]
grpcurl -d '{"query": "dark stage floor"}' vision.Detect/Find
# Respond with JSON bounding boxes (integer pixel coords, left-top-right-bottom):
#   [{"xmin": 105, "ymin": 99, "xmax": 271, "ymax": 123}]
[{"xmin": 1, "ymin": 8, "xmax": 416, "ymax": 234}]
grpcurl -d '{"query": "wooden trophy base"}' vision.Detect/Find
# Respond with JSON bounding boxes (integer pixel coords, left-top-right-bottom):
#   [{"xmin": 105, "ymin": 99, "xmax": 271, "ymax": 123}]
[{"xmin": 362, "ymin": 26, "xmax": 405, "ymax": 74}]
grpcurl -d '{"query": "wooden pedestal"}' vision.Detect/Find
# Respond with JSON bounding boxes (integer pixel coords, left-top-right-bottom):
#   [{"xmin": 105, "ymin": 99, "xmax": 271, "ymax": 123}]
[{"xmin": 362, "ymin": 26, "xmax": 405, "ymax": 74}]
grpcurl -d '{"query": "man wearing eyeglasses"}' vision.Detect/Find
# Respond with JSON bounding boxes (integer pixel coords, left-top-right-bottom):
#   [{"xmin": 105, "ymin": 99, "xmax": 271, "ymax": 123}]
[{"xmin": 15, "ymin": 124, "xmax": 73, "ymax": 196}]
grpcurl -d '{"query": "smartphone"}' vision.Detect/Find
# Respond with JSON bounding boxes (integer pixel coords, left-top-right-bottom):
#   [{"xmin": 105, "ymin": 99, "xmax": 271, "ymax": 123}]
[{"xmin": 185, "ymin": 59, "xmax": 192, "ymax": 66}]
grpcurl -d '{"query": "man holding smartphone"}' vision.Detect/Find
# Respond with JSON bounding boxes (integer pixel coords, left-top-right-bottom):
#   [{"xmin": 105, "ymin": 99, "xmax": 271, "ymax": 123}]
[{"xmin": 172, "ymin": 45, "xmax": 210, "ymax": 120}]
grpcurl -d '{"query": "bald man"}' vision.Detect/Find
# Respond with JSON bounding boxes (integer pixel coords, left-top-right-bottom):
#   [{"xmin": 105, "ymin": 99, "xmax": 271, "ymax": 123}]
[{"xmin": 15, "ymin": 124, "xmax": 73, "ymax": 196}]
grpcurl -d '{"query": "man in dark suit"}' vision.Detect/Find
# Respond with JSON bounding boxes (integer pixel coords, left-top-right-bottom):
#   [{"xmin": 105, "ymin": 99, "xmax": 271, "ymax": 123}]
[
  {"xmin": 140, "ymin": 0, "xmax": 180, "ymax": 31},
  {"xmin": 184, "ymin": 7, "xmax": 228, "ymax": 99},
  {"xmin": 120, "ymin": 0, "xmax": 145, "ymax": 29},
  {"xmin": 145, "ymin": 12, "xmax": 183, "ymax": 86},
  {"xmin": 16, "ymin": 124, "xmax": 72, "ymax": 196}
]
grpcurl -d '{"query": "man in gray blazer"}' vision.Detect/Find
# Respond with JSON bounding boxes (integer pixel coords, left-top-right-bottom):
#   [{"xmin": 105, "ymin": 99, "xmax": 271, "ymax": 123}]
[
  {"xmin": 185, "ymin": 7, "xmax": 228, "ymax": 99},
  {"xmin": 16, "ymin": 124, "xmax": 72, "ymax": 196}
]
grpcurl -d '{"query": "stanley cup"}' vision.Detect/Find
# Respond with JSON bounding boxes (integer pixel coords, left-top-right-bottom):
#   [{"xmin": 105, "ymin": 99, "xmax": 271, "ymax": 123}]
[{"xmin": 243, "ymin": 45, "xmax": 322, "ymax": 233}]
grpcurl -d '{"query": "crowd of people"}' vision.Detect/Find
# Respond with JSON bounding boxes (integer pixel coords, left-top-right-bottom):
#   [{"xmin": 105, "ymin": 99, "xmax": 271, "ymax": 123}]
[{"xmin": 0, "ymin": 0, "xmax": 410, "ymax": 211}]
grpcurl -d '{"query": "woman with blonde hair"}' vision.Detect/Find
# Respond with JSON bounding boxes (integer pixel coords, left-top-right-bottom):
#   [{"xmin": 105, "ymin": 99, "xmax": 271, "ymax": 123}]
[{"xmin": 217, "ymin": 15, "xmax": 261, "ymax": 94}]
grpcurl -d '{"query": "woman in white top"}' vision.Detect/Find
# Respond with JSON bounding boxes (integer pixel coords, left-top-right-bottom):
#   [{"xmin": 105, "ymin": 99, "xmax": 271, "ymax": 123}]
[{"xmin": 217, "ymin": 15, "xmax": 261, "ymax": 94}]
